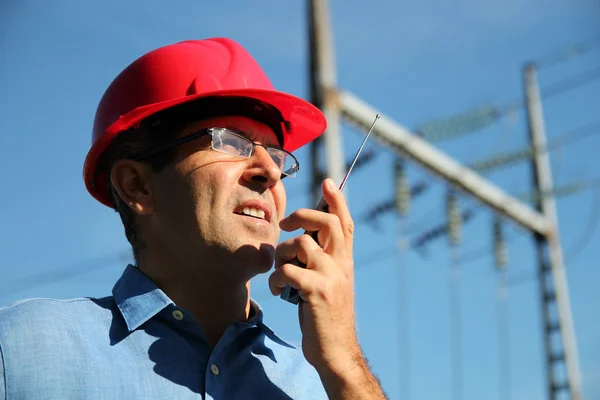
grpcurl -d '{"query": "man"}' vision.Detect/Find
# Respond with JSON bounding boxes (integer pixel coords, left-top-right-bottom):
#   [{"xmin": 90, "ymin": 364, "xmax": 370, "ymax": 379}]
[{"xmin": 0, "ymin": 38, "xmax": 387, "ymax": 399}]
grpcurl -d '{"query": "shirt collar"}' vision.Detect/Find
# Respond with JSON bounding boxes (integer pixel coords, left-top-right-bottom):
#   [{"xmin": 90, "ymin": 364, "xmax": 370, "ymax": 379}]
[
  {"xmin": 248, "ymin": 298, "xmax": 296, "ymax": 349},
  {"xmin": 111, "ymin": 264, "xmax": 296, "ymax": 348},
  {"xmin": 112, "ymin": 264, "xmax": 174, "ymax": 332},
  {"xmin": 247, "ymin": 297, "xmax": 263, "ymax": 325}
]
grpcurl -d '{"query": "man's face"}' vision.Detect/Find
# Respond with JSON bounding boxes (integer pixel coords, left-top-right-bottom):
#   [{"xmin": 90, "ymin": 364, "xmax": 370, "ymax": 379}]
[{"xmin": 146, "ymin": 115, "xmax": 288, "ymax": 279}]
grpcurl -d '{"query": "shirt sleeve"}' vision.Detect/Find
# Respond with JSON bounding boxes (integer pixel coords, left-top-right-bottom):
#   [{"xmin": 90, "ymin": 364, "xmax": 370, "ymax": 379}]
[{"xmin": 0, "ymin": 341, "xmax": 5, "ymax": 400}]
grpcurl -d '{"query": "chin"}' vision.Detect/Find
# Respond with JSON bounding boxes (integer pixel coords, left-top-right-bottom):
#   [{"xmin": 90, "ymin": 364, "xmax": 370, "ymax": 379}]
[{"xmin": 232, "ymin": 242, "xmax": 275, "ymax": 274}]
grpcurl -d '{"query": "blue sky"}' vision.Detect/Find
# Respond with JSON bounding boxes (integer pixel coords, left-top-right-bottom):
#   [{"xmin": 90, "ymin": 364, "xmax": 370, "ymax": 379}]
[{"xmin": 1, "ymin": 1, "xmax": 599, "ymax": 399}]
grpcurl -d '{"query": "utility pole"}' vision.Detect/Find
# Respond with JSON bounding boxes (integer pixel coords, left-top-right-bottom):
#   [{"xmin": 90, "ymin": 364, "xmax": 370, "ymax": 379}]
[
  {"xmin": 524, "ymin": 64, "xmax": 583, "ymax": 400},
  {"xmin": 308, "ymin": 0, "xmax": 345, "ymax": 205}
]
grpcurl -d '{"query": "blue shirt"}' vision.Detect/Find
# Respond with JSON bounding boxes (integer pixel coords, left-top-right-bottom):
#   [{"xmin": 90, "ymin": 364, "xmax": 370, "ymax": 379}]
[{"xmin": 0, "ymin": 265, "xmax": 328, "ymax": 399}]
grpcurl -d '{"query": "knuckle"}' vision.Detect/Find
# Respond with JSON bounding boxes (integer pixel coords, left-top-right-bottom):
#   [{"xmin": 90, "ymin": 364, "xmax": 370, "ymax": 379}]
[
  {"xmin": 297, "ymin": 234, "xmax": 315, "ymax": 248},
  {"xmin": 280, "ymin": 263, "xmax": 300, "ymax": 281},
  {"xmin": 317, "ymin": 281, "xmax": 335, "ymax": 302},
  {"xmin": 294, "ymin": 208, "xmax": 311, "ymax": 219},
  {"xmin": 291, "ymin": 209, "xmax": 304, "ymax": 217},
  {"xmin": 280, "ymin": 263, "xmax": 293, "ymax": 276},
  {"xmin": 326, "ymin": 213, "xmax": 342, "ymax": 230},
  {"xmin": 343, "ymin": 219, "xmax": 355, "ymax": 236}
]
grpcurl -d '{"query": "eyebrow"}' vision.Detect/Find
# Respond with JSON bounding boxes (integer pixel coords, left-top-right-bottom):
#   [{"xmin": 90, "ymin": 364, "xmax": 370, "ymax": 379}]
[{"xmin": 225, "ymin": 125, "xmax": 281, "ymax": 147}]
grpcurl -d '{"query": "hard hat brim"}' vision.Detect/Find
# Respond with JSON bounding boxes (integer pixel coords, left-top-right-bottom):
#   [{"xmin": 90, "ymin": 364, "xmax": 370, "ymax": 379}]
[{"xmin": 83, "ymin": 88, "xmax": 327, "ymax": 208}]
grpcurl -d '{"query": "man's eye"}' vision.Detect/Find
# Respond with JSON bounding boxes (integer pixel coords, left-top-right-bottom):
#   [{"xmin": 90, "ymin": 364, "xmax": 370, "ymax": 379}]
[
  {"xmin": 271, "ymin": 154, "xmax": 285, "ymax": 166},
  {"xmin": 221, "ymin": 143, "xmax": 240, "ymax": 152},
  {"xmin": 222, "ymin": 137, "xmax": 240, "ymax": 146}
]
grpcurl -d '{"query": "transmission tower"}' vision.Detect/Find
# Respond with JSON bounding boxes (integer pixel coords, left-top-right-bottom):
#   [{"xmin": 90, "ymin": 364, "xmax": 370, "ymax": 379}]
[{"xmin": 306, "ymin": 1, "xmax": 583, "ymax": 399}]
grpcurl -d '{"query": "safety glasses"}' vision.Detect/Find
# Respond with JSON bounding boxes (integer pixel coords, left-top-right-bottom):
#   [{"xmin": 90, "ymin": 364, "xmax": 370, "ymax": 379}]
[{"xmin": 134, "ymin": 127, "xmax": 299, "ymax": 178}]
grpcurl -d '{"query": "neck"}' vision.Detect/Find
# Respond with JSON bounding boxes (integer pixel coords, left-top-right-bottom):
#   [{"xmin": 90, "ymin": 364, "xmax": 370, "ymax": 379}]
[{"xmin": 139, "ymin": 250, "xmax": 253, "ymax": 349}]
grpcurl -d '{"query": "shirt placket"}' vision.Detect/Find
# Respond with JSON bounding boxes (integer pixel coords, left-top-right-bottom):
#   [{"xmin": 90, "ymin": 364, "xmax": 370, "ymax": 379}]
[
  {"xmin": 205, "ymin": 321, "xmax": 261, "ymax": 399},
  {"xmin": 158, "ymin": 305, "xmax": 213, "ymax": 397}
]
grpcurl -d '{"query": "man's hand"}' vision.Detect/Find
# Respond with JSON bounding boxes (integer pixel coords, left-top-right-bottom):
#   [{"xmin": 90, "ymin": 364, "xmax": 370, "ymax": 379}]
[{"xmin": 269, "ymin": 178, "xmax": 387, "ymax": 399}]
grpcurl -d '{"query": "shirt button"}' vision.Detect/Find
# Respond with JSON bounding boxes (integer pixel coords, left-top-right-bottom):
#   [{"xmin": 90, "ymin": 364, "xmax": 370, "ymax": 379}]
[
  {"xmin": 172, "ymin": 310, "xmax": 184, "ymax": 321},
  {"xmin": 210, "ymin": 363, "xmax": 220, "ymax": 375}
]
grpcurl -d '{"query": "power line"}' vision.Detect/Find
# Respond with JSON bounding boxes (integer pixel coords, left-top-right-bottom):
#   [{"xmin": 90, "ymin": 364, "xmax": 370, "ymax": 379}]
[
  {"xmin": 535, "ymin": 33, "xmax": 600, "ymax": 70},
  {"xmin": 548, "ymin": 119, "xmax": 600, "ymax": 149},
  {"xmin": 542, "ymin": 64, "xmax": 600, "ymax": 100},
  {"xmin": 459, "ymin": 232, "xmax": 522, "ymax": 266},
  {"xmin": 481, "ymin": 178, "xmax": 599, "ymax": 290},
  {"xmin": 418, "ymin": 178, "xmax": 597, "ymax": 254},
  {"xmin": 359, "ymin": 119, "xmax": 600, "ymax": 228},
  {"xmin": 467, "ymin": 119, "xmax": 600, "ymax": 173},
  {"xmin": 252, "ymin": 178, "xmax": 598, "ymax": 304},
  {"xmin": 415, "ymin": 64, "xmax": 600, "ymax": 143},
  {"xmin": 352, "ymin": 176, "xmax": 600, "ymax": 273},
  {"xmin": 363, "ymin": 120, "xmax": 600, "ymax": 233},
  {"xmin": 7, "ymin": 178, "xmax": 599, "ymax": 300},
  {"xmin": 412, "ymin": 208, "xmax": 477, "ymax": 254},
  {"xmin": 457, "ymin": 180, "xmax": 598, "ymax": 266},
  {"xmin": 358, "ymin": 180, "xmax": 430, "ymax": 230},
  {"xmin": 454, "ymin": 180, "xmax": 600, "ymax": 277},
  {"xmin": 564, "ymin": 185, "xmax": 600, "ymax": 263},
  {"xmin": 285, "ymin": 146, "xmax": 379, "ymax": 200},
  {"xmin": 518, "ymin": 179, "xmax": 597, "ymax": 204}
]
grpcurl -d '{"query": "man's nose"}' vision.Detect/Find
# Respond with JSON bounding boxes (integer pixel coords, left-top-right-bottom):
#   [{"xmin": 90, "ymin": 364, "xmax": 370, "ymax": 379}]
[{"xmin": 241, "ymin": 145, "xmax": 282, "ymax": 187}]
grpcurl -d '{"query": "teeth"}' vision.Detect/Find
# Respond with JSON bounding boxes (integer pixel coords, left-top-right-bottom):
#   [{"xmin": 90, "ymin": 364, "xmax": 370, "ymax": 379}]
[{"xmin": 241, "ymin": 207, "xmax": 266, "ymax": 220}]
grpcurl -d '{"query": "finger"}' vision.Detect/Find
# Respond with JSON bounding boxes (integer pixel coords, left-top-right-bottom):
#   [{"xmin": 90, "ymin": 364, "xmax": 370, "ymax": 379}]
[
  {"xmin": 268, "ymin": 263, "xmax": 319, "ymax": 299},
  {"xmin": 321, "ymin": 178, "xmax": 355, "ymax": 253},
  {"xmin": 275, "ymin": 234, "xmax": 326, "ymax": 270},
  {"xmin": 280, "ymin": 208, "xmax": 332, "ymax": 232},
  {"xmin": 280, "ymin": 209, "xmax": 346, "ymax": 254}
]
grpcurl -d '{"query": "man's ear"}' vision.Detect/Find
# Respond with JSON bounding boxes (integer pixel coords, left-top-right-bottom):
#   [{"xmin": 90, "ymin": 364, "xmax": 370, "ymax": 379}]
[{"xmin": 110, "ymin": 159, "xmax": 155, "ymax": 215}]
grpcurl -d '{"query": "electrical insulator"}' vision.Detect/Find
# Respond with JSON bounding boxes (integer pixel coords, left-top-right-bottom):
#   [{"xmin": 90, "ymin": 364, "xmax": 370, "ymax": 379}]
[
  {"xmin": 493, "ymin": 216, "xmax": 507, "ymax": 270},
  {"xmin": 394, "ymin": 158, "xmax": 410, "ymax": 216},
  {"xmin": 418, "ymin": 106, "xmax": 498, "ymax": 142},
  {"xmin": 447, "ymin": 190, "xmax": 462, "ymax": 246}
]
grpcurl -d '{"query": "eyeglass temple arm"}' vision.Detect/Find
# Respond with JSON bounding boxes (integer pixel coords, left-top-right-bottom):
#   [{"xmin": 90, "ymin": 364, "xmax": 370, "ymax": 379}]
[{"xmin": 134, "ymin": 129, "xmax": 211, "ymax": 160}]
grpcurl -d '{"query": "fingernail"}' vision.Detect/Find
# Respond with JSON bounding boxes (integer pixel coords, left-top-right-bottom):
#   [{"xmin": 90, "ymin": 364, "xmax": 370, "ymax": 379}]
[{"xmin": 327, "ymin": 179, "xmax": 337, "ymax": 191}]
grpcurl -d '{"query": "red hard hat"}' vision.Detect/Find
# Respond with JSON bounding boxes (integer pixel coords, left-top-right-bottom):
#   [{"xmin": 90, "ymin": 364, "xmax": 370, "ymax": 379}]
[{"xmin": 84, "ymin": 37, "xmax": 327, "ymax": 208}]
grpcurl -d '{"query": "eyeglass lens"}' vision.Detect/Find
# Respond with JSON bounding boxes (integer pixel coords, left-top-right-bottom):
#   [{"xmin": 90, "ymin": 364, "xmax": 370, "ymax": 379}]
[{"xmin": 210, "ymin": 128, "xmax": 298, "ymax": 176}]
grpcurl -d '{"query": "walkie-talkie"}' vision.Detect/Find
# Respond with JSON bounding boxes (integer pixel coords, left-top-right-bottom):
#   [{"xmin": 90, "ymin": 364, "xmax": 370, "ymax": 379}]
[{"xmin": 280, "ymin": 114, "xmax": 381, "ymax": 304}]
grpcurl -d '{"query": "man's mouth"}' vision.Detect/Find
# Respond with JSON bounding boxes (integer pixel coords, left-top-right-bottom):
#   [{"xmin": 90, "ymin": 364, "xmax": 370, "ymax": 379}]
[
  {"xmin": 234, "ymin": 200, "xmax": 272, "ymax": 222},
  {"xmin": 238, "ymin": 207, "xmax": 266, "ymax": 220}
]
